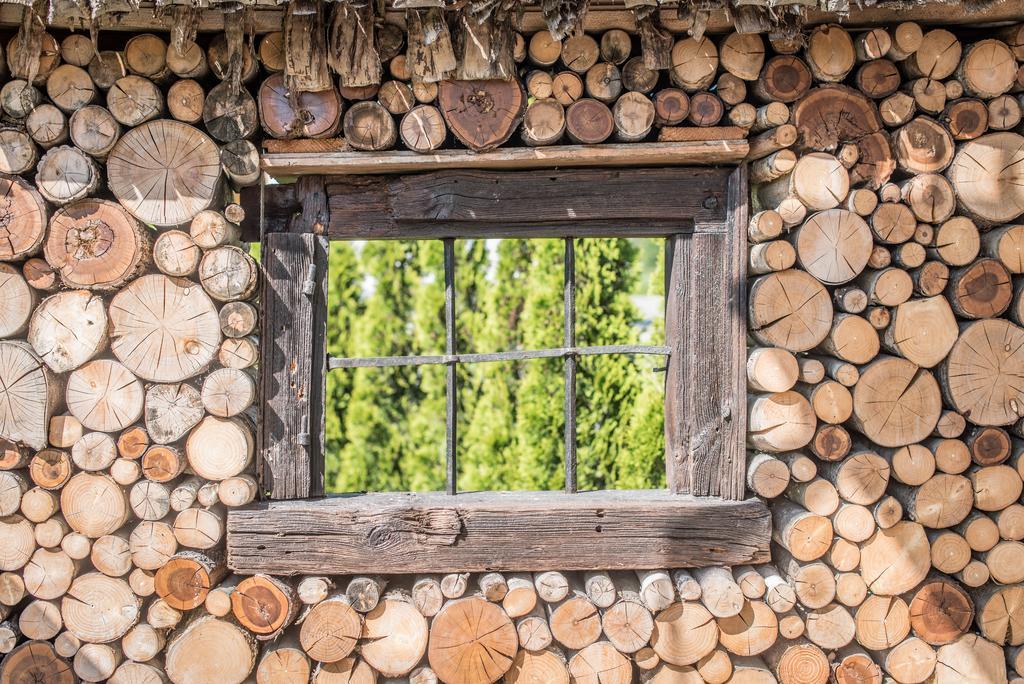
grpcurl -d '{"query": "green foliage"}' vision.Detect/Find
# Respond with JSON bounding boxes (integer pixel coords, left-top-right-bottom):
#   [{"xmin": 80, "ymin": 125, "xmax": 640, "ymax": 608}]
[{"xmin": 324, "ymin": 236, "xmax": 664, "ymax": 493}]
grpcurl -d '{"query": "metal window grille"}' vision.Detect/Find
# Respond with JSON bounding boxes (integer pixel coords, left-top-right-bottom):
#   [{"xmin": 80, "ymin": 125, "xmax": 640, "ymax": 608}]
[{"xmin": 328, "ymin": 237, "xmax": 672, "ymax": 495}]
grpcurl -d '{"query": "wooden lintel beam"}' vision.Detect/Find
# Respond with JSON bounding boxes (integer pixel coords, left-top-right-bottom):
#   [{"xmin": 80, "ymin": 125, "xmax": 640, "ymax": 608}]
[
  {"xmin": 226, "ymin": 491, "xmax": 771, "ymax": 574},
  {"xmin": 261, "ymin": 140, "xmax": 749, "ymax": 176},
  {"xmin": 324, "ymin": 166, "xmax": 730, "ymax": 239}
]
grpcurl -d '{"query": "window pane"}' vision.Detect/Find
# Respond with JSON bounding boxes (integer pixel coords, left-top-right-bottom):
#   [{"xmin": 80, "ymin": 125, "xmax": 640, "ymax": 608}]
[
  {"xmin": 325, "ymin": 240, "xmax": 446, "ymax": 492},
  {"xmin": 324, "ymin": 237, "xmax": 666, "ymax": 494},
  {"xmin": 457, "ymin": 360, "xmax": 564, "ymax": 491}
]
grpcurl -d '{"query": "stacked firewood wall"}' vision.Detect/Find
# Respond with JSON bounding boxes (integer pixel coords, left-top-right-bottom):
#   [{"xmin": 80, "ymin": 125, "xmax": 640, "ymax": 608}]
[{"xmin": 0, "ymin": 15, "xmax": 1023, "ymax": 684}]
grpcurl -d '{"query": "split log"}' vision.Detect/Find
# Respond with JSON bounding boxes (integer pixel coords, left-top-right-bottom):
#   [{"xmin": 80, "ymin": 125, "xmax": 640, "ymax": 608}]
[{"xmin": 107, "ymin": 119, "xmax": 220, "ymax": 226}]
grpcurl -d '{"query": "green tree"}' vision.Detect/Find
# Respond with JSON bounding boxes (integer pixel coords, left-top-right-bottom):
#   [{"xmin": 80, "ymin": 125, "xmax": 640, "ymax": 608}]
[
  {"xmin": 324, "ymin": 242, "xmax": 364, "ymax": 491},
  {"xmin": 334, "ymin": 241, "xmax": 422, "ymax": 492},
  {"xmin": 460, "ymin": 240, "xmax": 533, "ymax": 490},
  {"xmin": 512, "ymin": 239, "xmax": 566, "ymax": 490},
  {"xmin": 575, "ymin": 238, "xmax": 648, "ymax": 490}
]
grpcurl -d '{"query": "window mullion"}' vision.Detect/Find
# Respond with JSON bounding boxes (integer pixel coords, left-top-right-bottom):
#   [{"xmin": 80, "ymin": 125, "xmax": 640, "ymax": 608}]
[
  {"xmin": 443, "ymin": 238, "xmax": 457, "ymax": 495},
  {"xmin": 564, "ymin": 238, "xmax": 577, "ymax": 494}
]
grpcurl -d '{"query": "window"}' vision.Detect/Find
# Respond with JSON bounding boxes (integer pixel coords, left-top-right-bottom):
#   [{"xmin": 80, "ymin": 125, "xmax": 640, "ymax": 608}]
[
  {"xmin": 325, "ymin": 237, "xmax": 671, "ymax": 493},
  {"xmin": 227, "ymin": 166, "xmax": 771, "ymax": 574}
]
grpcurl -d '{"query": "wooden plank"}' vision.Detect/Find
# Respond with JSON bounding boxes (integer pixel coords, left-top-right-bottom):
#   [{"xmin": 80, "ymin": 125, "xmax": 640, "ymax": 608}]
[
  {"xmin": 258, "ymin": 232, "xmax": 328, "ymax": 499},
  {"xmin": 263, "ymin": 138, "xmax": 350, "ymax": 154},
  {"xmin": 665, "ymin": 165, "xmax": 747, "ymax": 499},
  {"xmin": 261, "ymin": 140, "xmax": 749, "ymax": 176},
  {"xmin": 226, "ymin": 491, "xmax": 771, "ymax": 574},
  {"xmin": 658, "ymin": 126, "xmax": 747, "ymax": 143},
  {"xmin": 322, "ymin": 167, "xmax": 731, "ymax": 239}
]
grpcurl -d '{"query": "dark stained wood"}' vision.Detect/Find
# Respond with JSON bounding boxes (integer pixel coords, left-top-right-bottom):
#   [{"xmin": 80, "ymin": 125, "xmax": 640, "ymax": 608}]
[
  {"xmin": 258, "ymin": 231, "xmax": 328, "ymax": 499},
  {"xmin": 665, "ymin": 165, "xmax": 747, "ymax": 499},
  {"xmin": 226, "ymin": 491, "xmax": 771, "ymax": 574},
  {"xmin": 318, "ymin": 168, "xmax": 730, "ymax": 239}
]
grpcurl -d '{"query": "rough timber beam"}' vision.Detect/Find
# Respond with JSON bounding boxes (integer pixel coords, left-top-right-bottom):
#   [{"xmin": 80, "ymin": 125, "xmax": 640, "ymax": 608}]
[
  {"xmin": 1, "ymin": 1, "xmax": 1018, "ymax": 34},
  {"xmin": 227, "ymin": 491, "xmax": 772, "ymax": 574}
]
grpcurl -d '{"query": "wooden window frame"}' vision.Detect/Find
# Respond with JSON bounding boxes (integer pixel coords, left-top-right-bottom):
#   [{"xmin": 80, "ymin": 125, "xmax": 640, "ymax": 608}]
[{"xmin": 226, "ymin": 165, "xmax": 771, "ymax": 574}]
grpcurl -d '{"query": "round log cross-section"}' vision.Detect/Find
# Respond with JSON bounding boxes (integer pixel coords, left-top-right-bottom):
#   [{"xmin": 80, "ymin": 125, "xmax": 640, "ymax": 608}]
[
  {"xmin": 428, "ymin": 597, "xmax": 517, "ymax": 684},
  {"xmin": 107, "ymin": 119, "xmax": 221, "ymax": 226},
  {"xmin": 109, "ymin": 274, "xmax": 221, "ymax": 383},
  {"xmin": 45, "ymin": 199, "xmax": 150, "ymax": 291}
]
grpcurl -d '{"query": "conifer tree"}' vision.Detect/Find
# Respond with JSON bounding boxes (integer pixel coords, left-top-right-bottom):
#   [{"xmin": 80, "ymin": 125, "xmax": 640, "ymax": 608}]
[
  {"xmin": 574, "ymin": 238, "xmax": 646, "ymax": 490},
  {"xmin": 403, "ymin": 242, "xmax": 447, "ymax": 491},
  {"xmin": 324, "ymin": 242, "xmax": 364, "ymax": 491},
  {"xmin": 512, "ymin": 239, "xmax": 566, "ymax": 490},
  {"xmin": 335, "ymin": 241, "xmax": 422, "ymax": 492},
  {"xmin": 460, "ymin": 240, "xmax": 532, "ymax": 490}
]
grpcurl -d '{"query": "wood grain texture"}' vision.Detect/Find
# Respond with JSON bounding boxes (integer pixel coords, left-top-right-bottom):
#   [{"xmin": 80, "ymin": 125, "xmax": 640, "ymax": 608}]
[
  {"xmin": 665, "ymin": 165, "xmax": 747, "ymax": 499},
  {"xmin": 258, "ymin": 232, "xmax": 327, "ymax": 499},
  {"xmin": 260, "ymin": 141, "xmax": 748, "ymax": 176},
  {"xmin": 322, "ymin": 167, "xmax": 730, "ymax": 239},
  {"xmin": 226, "ymin": 491, "xmax": 770, "ymax": 574}
]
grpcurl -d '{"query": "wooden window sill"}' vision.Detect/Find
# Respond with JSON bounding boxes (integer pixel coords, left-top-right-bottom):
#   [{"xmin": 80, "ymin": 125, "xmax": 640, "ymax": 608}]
[{"xmin": 226, "ymin": 491, "xmax": 770, "ymax": 574}]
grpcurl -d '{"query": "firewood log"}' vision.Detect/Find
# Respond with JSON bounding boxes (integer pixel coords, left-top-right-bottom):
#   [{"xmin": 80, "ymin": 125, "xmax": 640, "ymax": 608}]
[
  {"xmin": 0, "ymin": 79, "xmax": 40, "ymax": 117},
  {"xmin": 762, "ymin": 638, "xmax": 829, "ymax": 684},
  {"xmin": 164, "ymin": 613, "xmax": 257, "ymax": 683},
  {"xmin": 258, "ymin": 73, "xmax": 341, "ymax": 140},
  {"xmin": 749, "ymin": 270, "xmax": 832, "ymax": 352},
  {"xmin": 785, "ymin": 478, "xmax": 839, "ymax": 516},
  {"xmin": 687, "ymin": 92, "xmax": 724, "ymax": 127},
  {"xmin": 941, "ymin": 319, "xmax": 1024, "ymax": 427},
  {"xmin": 612, "ymin": 91, "xmax": 654, "ymax": 142},
  {"xmin": 549, "ymin": 590, "xmax": 601, "ymax": 650},
  {"xmin": 934, "ymin": 634, "xmax": 1006, "ymax": 682},
  {"xmin": 753, "ymin": 56, "xmax": 811, "ymax": 104},
  {"xmin": 0, "ymin": 640, "xmax": 73, "ymax": 682},
  {"xmin": 166, "ymin": 78, "xmax": 204, "ymax": 124},
  {"xmin": 25, "ymin": 104, "xmax": 67, "ymax": 149},
  {"xmin": 649, "ymin": 601, "xmax": 718, "ymax": 667},
  {"xmin": 401, "ymin": 105, "xmax": 448, "ymax": 152},
  {"xmin": 202, "ymin": 81, "xmax": 258, "ymax": 143},
  {"xmin": 805, "ymin": 25, "xmax": 855, "ymax": 83},
  {"xmin": 747, "ymin": 391, "xmax": 816, "ymax": 452}
]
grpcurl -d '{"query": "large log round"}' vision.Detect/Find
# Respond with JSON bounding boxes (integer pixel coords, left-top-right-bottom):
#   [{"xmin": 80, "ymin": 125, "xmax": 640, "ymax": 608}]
[
  {"xmin": 438, "ymin": 80, "xmax": 525, "ymax": 152},
  {"xmin": 851, "ymin": 356, "xmax": 941, "ymax": 447},
  {"xmin": 109, "ymin": 274, "xmax": 221, "ymax": 383},
  {"xmin": 107, "ymin": 119, "xmax": 221, "ymax": 226},
  {"xmin": 946, "ymin": 132, "xmax": 1024, "ymax": 223},
  {"xmin": 428, "ymin": 597, "xmax": 517, "ymax": 683},
  {"xmin": 941, "ymin": 319, "xmax": 1024, "ymax": 426},
  {"xmin": 45, "ymin": 199, "xmax": 150, "ymax": 291}
]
